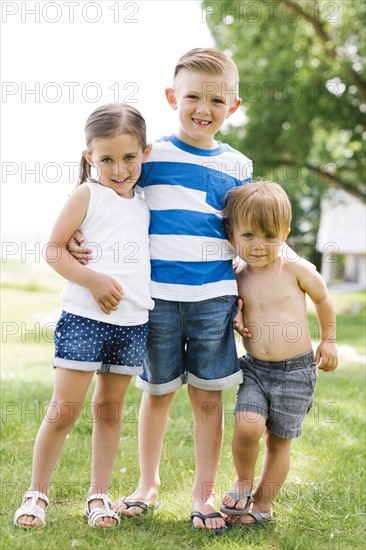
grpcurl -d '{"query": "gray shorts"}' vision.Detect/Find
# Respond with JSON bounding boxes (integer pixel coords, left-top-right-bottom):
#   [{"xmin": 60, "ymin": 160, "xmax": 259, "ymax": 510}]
[{"xmin": 235, "ymin": 351, "xmax": 317, "ymax": 439}]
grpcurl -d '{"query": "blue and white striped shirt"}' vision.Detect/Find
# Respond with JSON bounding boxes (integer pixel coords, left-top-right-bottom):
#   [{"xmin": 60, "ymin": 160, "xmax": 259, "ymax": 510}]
[{"xmin": 137, "ymin": 135, "xmax": 252, "ymax": 301}]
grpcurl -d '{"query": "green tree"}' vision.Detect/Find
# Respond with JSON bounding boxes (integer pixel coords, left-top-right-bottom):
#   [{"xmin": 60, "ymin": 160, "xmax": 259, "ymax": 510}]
[
  {"xmin": 203, "ymin": 0, "xmax": 365, "ymax": 261},
  {"xmin": 203, "ymin": 0, "xmax": 365, "ymax": 197}
]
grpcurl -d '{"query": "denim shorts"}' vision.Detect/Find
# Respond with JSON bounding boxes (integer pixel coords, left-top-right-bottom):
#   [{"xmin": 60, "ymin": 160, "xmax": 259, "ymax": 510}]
[
  {"xmin": 136, "ymin": 297, "xmax": 243, "ymax": 394},
  {"xmin": 235, "ymin": 351, "xmax": 317, "ymax": 439},
  {"xmin": 53, "ymin": 311, "xmax": 148, "ymax": 375}
]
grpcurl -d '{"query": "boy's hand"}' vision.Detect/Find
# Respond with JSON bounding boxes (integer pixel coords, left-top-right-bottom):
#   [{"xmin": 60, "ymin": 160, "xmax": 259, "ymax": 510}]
[
  {"xmin": 233, "ymin": 298, "xmax": 252, "ymax": 338},
  {"xmin": 87, "ymin": 273, "xmax": 124, "ymax": 314},
  {"xmin": 67, "ymin": 230, "xmax": 93, "ymax": 265},
  {"xmin": 315, "ymin": 342, "xmax": 338, "ymax": 371}
]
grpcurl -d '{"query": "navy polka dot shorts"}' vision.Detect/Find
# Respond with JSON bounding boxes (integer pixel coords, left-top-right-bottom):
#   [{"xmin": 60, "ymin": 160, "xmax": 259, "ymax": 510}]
[{"xmin": 53, "ymin": 311, "xmax": 148, "ymax": 375}]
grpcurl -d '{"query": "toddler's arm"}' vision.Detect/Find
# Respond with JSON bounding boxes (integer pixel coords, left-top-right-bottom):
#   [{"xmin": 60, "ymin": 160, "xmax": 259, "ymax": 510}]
[
  {"xmin": 45, "ymin": 186, "xmax": 123, "ymax": 314},
  {"xmin": 313, "ymin": 296, "xmax": 338, "ymax": 371},
  {"xmin": 232, "ymin": 298, "xmax": 252, "ymax": 338},
  {"xmin": 297, "ymin": 262, "xmax": 338, "ymax": 371}
]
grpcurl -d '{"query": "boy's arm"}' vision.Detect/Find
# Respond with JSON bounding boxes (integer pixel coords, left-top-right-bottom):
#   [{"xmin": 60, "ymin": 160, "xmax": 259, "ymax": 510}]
[
  {"xmin": 46, "ymin": 186, "xmax": 123, "ymax": 314},
  {"xmin": 67, "ymin": 230, "xmax": 92, "ymax": 264},
  {"xmin": 296, "ymin": 262, "xmax": 338, "ymax": 371}
]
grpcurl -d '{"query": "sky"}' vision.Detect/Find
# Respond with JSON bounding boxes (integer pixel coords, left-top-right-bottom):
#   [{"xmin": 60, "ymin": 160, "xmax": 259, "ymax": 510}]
[{"xmin": 1, "ymin": 0, "xmax": 245, "ymax": 254}]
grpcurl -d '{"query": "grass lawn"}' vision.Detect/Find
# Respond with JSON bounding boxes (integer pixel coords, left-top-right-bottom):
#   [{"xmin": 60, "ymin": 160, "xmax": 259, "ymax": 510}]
[{"xmin": 1, "ymin": 260, "xmax": 365, "ymax": 549}]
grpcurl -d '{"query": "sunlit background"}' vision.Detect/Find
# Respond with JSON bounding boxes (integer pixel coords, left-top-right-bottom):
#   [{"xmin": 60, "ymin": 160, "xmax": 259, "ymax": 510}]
[
  {"xmin": 1, "ymin": 0, "xmax": 365, "ymax": 290},
  {"xmin": 1, "ymin": 0, "xmax": 245, "ymax": 248}
]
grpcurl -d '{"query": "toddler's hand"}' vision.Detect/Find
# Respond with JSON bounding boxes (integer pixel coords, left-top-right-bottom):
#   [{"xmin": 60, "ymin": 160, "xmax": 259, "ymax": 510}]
[
  {"xmin": 87, "ymin": 273, "xmax": 123, "ymax": 314},
  {"xmin": 315, "ymin": 342, "xmax": 338, "ymax": 371},
  {"xmin": 233, "ymin": 298, "xmax": 252, "ymax": 338}
]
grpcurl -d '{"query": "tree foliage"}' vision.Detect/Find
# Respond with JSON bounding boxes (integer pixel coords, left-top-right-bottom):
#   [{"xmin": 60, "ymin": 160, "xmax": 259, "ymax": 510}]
[{"xmin": 203, "ymin": 0, "xmax": 366, "ymax": 202}]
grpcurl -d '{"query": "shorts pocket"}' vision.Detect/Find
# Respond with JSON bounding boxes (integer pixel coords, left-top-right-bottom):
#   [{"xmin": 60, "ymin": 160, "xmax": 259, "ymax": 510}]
[
  {"xmin": 54, "ymin": 312, "xmax": 73, "ymax": 345},
  {"xmin": 281, "ymin": 367, "xmax": 314, "ymax": 414},
  {"xmin": 202, "ymin": 296, "xmax": 237, "ymax": 338},
  {"xmin": 305, "ymin": 365, "xmax": 318, "ymax": 392},
  {"xmin": 305, "ymin": 365, "xmax": 317, "ymax": 412},
  {"xmin": 54, "ymin": 313, "xmax": 100, "ymax": 353}
]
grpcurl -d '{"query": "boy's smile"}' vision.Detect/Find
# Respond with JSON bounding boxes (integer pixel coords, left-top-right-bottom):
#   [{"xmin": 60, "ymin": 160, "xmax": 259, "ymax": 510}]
[
  {"xmin": 166, "ymin": 69, "xmax": 241, "ymax": 149},
  {"xmin": 192, "ymin": 118, "xmax": 211, "ymax": 127}
]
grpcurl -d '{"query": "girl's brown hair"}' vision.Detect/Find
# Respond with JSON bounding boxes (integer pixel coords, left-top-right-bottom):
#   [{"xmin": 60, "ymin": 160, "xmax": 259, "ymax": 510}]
[
  {"xmin": 223, "ymin": 180, "xmax": 292, "ymax": 236},
  {"xmin": 78, "ymin": 103, "xmax": 147, "ymax": 186}
]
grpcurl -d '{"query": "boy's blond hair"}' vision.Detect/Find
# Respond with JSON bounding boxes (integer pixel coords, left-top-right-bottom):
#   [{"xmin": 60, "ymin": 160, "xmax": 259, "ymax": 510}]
[
  {"xmin": 223, "ymin": 181, "xmax": 292, "ymax": 236},
  {"xmin": 173, "ymin": 47, "xmax": 240, "ymax": 98}
]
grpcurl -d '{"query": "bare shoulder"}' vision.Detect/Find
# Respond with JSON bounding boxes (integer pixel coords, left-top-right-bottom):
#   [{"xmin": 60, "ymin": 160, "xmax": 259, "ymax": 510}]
[
  {"xmin": 64, "ymin": 183, "xmax": 91, "ymax": 209},
  {"xmin": 235, "ymin": 261, "xmax": 251, "ymax": 285},
  {"xmin": 282, "ymin": 255, "xmax": 327, "ymax": 297},
  {"xmin": 69, "ymin": 183, "xmax": 91, "ymax": 199},
  {"xmin": 233, "ymin": 259, "xmax": 247, "ymax": 276},
  {"xmin": 283, "ymin": 255, "xmax": 317, "ymax": 275},
  {"xmin": 51, "ymin": 184, "xmax": 91, "ymax": 238}
]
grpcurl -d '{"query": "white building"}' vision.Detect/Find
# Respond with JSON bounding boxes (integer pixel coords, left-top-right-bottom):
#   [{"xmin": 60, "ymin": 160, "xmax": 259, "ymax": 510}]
[{"xmin": 317, "ymin": 190, "xmax": 366, "ymax": 289}]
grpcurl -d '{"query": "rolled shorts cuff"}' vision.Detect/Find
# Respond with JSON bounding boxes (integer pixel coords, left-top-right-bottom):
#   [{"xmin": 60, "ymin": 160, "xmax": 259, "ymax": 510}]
[
  {"xmin": 54, "ymin": 357, "xmax": 143, "ymax": 376},
  {"xmin": 266, "ymin": 419, "xmax": 302, "ymax": 440},
  {"xmin": 98, "ymin": 364, "xmax": 144, "ymax": 376},
  {"xmin": 53, "ymin": 357, "xmax": 99, "ymax": 372},
  {"xmin": 235, "ymin": 403, "xmax": 268, "ymax": 419},
  {"xmin": 234, "ymin": 404, "xmax": 301, "ymax": 439},
  {"xmin": 136, "ymin": 373, "xmax": 186, "ymax": 395},
  {"xmin": 187, "ymin": 369, "xmax": 243, "ymax": 391}
]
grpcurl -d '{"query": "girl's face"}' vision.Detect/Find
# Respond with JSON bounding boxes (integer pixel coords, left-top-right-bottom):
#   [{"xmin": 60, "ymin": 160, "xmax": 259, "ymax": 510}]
[{"xmin": 83, "ymin": 133, "xmax": 151, "ymax": 199}]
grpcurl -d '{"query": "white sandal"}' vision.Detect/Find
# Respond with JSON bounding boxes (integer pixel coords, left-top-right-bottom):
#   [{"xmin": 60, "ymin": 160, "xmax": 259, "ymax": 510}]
[
  {"xmin": 84, "ymin": 493, "xmax": 120, "ymax": 528},
  {"xmin": 13, "ymin": 491, "xmax": 49, "ymax": 528}
]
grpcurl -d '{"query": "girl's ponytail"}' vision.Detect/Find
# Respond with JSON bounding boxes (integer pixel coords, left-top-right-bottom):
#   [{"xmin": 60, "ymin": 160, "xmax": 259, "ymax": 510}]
[{"xmin": 77, "ymin": 156, "xmax": 90, "ymax": 186}]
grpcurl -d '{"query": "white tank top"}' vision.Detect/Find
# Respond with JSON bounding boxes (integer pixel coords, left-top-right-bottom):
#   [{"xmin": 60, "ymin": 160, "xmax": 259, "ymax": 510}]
[{"xmin": 61, "ymin": 182, "xmax": 154, "ymax": 325}]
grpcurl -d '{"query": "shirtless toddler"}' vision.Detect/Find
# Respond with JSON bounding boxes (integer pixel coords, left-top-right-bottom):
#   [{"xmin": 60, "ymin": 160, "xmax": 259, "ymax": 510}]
[{"xmin": 220, "ymin": 180, "xmax": 338, "ymax": 526}]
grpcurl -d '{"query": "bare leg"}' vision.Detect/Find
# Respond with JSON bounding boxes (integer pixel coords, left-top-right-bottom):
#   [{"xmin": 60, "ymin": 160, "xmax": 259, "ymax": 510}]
[
  {"xmin": 88, "ymin": 373, "xmax": 132, "ymax": 527},
  {"xmin": 238, "ymin": 430, "xmax": 292, "ymax": 525},
  {"xmin": 222, "ymin": 412, "xmax": 266, "ymax": 513},
  {"xmin": 114, "ymin": 390, "xmax": 176, "ymax": 516},
  {"xmin": 16, "ymin": 368, "xmax": 93, "ymax": 527},
  {"xmin": 188, "ymin": 386, "xmax": 225, "ymax": 531}
]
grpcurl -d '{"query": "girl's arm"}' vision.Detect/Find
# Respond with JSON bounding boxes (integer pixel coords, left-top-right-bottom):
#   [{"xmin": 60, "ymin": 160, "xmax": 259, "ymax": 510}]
[
  {"xmin": 296, "ymin": 261, "xmax": 338, "ymax": 371},
  {"xmin": 45, "ymin": 186, "xmax": 123, "ymax": 314}
]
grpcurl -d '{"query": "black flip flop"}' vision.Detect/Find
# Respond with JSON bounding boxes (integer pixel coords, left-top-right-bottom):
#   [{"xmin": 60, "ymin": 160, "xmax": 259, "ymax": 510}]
[
  {"xmin": 191, "ymin": 511, "xmax": 228, "ymax": 535},
  {"xmin": 116, "ymin": 499, "xmax": 159, "ymax": 517}
]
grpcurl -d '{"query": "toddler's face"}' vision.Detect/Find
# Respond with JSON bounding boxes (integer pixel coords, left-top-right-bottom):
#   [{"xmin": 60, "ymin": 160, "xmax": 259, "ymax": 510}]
[
  {"xmin": 230, "ymin": 225, "xmax": 290, "ymax": 268},
  {"xmin": 83, "ymin": 133, "xmax": 151, "ymax": 199},
  {"xmin": 166, "ymin": 69, "xmax": 241, "ymax": 149}
]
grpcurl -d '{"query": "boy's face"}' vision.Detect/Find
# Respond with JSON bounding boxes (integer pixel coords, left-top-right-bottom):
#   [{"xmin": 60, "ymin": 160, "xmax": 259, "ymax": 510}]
[
  {"xmin": 230, "ymin": 225, "xmax": 291, "ymax": 268},
  {"xmin": 166, "ymin": 69, "xmax": 241, "ymax": 149}
]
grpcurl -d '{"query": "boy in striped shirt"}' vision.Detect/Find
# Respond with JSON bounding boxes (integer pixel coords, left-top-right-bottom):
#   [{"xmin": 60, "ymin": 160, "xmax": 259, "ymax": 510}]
[{"xmin": 116, "ymin": 48, "xmax": 252, "ymax": 533}]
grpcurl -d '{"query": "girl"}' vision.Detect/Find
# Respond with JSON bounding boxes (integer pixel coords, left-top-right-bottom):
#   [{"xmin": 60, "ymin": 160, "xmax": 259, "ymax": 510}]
[{"xmin": 13, "ymin": 103, "xmax": 153, "ymax": 529}]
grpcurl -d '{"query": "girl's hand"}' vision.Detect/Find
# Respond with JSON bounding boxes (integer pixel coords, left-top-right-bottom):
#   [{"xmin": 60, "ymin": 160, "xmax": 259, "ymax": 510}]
[
  {"xmin": 87, "ymin": 273, "xmax": 124, "ymax": 314},
  {"xmin": 67, "ymin": 230, "xmax": 93, "ymax": 265},
  {"xmin": 315, "ymin": 342, "xmax": 338, "ymax": 371},
  {"xmin": 233, "ymin": 298, "xmax": 252, "ymax": 338}
]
